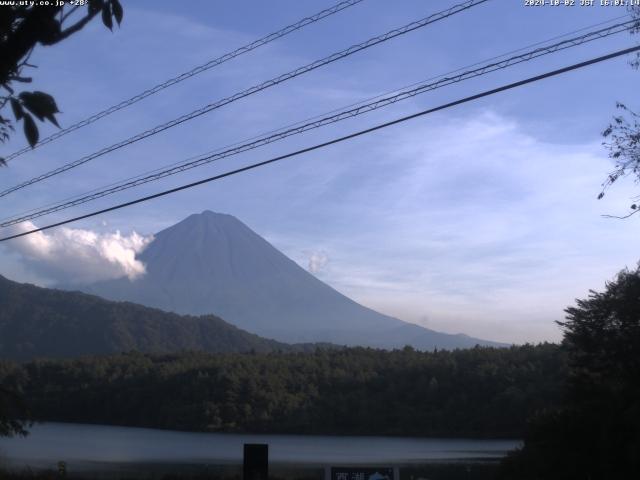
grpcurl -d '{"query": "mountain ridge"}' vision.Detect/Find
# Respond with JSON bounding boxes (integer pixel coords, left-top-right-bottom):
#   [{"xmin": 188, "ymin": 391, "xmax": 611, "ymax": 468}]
[
  {"xmin": 81, "ymin": 211, "xmax": 505, "ymax": 350},
  {"xmin": 0, "ymin": 274, "xmax": 309, "ymax": 361}
]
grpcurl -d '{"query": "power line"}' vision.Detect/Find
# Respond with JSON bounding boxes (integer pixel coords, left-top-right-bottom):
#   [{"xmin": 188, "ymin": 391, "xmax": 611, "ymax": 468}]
[
  {"xmin": 0, "ymin": 0, "xmax": 489, "ymax": 199},
  {"xmin": 2, "ymin": 0, "xmax": 366, "ymax": 163},
  {"xmin": 9, "ymin": 12, "xmax": 630, "ymax": 228},
  {"xmin": 1, "ymin": 19, "xmax": 635, "ymax": 228},
  {"xmin": 2, "ymin": 18, "xmax": 633, "ymax": 226},
  {"xmin": 2, "ymin": 44, "xmax": 638, "ymax": 243},
  {"xmin": 10, "ymin": 12, "xmax": 630, "ymax": 225}
]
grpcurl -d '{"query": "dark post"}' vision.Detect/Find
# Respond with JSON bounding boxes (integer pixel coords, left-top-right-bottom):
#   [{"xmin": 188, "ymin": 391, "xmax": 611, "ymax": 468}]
[
  {"xmin": 243, "ymin": 443, "xmax": 268, "ymax": 480},
  {"xmin": 57, "ymin": 461, "xmax": 67, "ymax": 479}
]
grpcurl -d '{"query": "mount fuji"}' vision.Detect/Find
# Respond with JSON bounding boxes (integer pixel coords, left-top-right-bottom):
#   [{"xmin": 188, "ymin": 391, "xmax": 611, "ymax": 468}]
[{"xmin": 79, "ymin": 211, "xmax": 504, "ymax": 349}]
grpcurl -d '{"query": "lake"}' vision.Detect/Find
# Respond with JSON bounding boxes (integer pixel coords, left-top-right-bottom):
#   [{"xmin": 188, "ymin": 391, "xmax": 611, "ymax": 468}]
[{"xmin": 0, "ymin": 423, "xmax": 520, "ymax": 472}]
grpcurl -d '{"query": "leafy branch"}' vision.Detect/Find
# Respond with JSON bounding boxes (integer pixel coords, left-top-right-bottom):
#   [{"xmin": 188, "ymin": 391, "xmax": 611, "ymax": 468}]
[{"xmin": 0, "ymin": 0, "xmax": 124, "ymax": 164}]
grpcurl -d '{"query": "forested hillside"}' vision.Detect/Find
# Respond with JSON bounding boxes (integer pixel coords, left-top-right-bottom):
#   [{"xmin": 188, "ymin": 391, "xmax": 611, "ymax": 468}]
[
  {"xmin": 0, "ymin": 275, "xmax": 295, "ymax": 360},
  {"xmin": 0, "ymin": 344, "xmax": 565, "ymax": 438}
]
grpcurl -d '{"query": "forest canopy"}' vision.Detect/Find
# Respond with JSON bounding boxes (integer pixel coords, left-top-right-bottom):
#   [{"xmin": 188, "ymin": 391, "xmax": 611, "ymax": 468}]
[{"xmin": 0, "ymin": 344, "xmax": 565, "ymax": 439}]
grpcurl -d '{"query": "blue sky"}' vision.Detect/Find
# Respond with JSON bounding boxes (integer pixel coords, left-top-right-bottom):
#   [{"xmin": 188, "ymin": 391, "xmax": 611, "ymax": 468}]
[{"xmin": 1, "ymin": 0, "xmax": 640, "ymax": 343}]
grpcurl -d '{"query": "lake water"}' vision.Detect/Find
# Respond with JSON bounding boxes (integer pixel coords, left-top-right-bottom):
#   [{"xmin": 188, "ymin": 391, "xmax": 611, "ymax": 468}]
[{"xmin": 0, "ymin": 423, "xmax": 520, "ymax": 471}]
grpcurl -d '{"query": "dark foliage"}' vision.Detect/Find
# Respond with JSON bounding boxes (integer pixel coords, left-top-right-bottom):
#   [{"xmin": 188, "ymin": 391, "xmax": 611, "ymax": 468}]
[
  {"xmin": 0, "ymin": 275, "xmax": 300, "ymax": 360},
  {"xmin": 600, "ymin": 103, "xmax": 640, "ymax": 213},
  {"xmin": 0, "ymin": 384, "xmax": 29, "ymax": 437},
  {"xmin": 0, "ymin": 343, "xmax": 565, "ymax": 438},
  {"xmin": 498, "ymin": 267, "xmax": 640, "ymax": 479},
  {"xmin": 0, "ymin": 0, "xmax": 123, "ymax": 158},
  {"xmin": 598, "ymin": 5, "xmax": 640, "ymax": 214}
]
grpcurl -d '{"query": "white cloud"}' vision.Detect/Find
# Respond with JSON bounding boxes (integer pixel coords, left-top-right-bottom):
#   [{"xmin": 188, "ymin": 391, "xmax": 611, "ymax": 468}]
[
  {"xmin": 307, "ymin": 250, "xmax": 329, "ymax": 274},
  {"xmin": 4, "ymin": 222, "xmax": 153, "ymax": 285}
]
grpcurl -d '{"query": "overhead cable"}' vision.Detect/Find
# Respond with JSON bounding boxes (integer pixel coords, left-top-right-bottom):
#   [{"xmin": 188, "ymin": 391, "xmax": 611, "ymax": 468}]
[
  {"xmin": 2, "ymin": 0, "xmax": 366, "ymax": 162},
  {"xmin": 2, "ymin": 44, "xmax": 637, "ymax": 242},
  {"xmin": 0, "ymin": 0, "xmax": 489, "ymax": 198},
  {"xmin": 1, "ymin": 18, "xmax": 634, "ymax": 227}
]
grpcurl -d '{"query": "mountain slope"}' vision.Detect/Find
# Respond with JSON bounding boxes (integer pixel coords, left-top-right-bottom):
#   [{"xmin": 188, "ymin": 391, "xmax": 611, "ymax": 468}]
[
  {"xmin": 0, "ymin": 275, "xmax": 295, "ymax": 361},
  {"xmin": 82, "ymin": 211, "xmax": 504, "ymax": 349}
]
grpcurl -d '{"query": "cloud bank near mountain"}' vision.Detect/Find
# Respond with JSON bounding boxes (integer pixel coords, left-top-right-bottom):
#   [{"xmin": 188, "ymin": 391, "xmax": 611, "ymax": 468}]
[{"xmin": 4, "ymin": 221, "xmax": 152, "ymax": 284}]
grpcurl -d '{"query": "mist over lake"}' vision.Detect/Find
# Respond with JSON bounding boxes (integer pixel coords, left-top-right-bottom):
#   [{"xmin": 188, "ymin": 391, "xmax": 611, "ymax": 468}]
[{"xmin": 0, "ymin": 423, "xmax": 520, "ymax": 470}]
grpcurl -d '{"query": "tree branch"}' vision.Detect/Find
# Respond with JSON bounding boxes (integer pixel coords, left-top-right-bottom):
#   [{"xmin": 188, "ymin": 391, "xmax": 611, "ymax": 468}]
[
  {"xmin": 60, "ymin": 5, "xmax": 81, "ymax": 24},
  {"xmin": 8, "ymin": 76, "xmax": 32, "ymax": 83},
  {"xmin": 601, "ymin": 209, "xmax": 640, "ymax": 220},
  {"xmin": 56, "ymin": 9, "xmax": 100, "ymax": 42},
  {"xmin": 0, "ymin": 6, "xmax": 63, "ymax": 84}
]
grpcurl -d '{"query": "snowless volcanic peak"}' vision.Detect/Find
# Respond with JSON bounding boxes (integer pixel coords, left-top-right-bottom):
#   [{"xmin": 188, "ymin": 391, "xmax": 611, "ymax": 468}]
[{"xmin": 82, "ymin": 211, "xmax": 505, "ymax": 349}]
